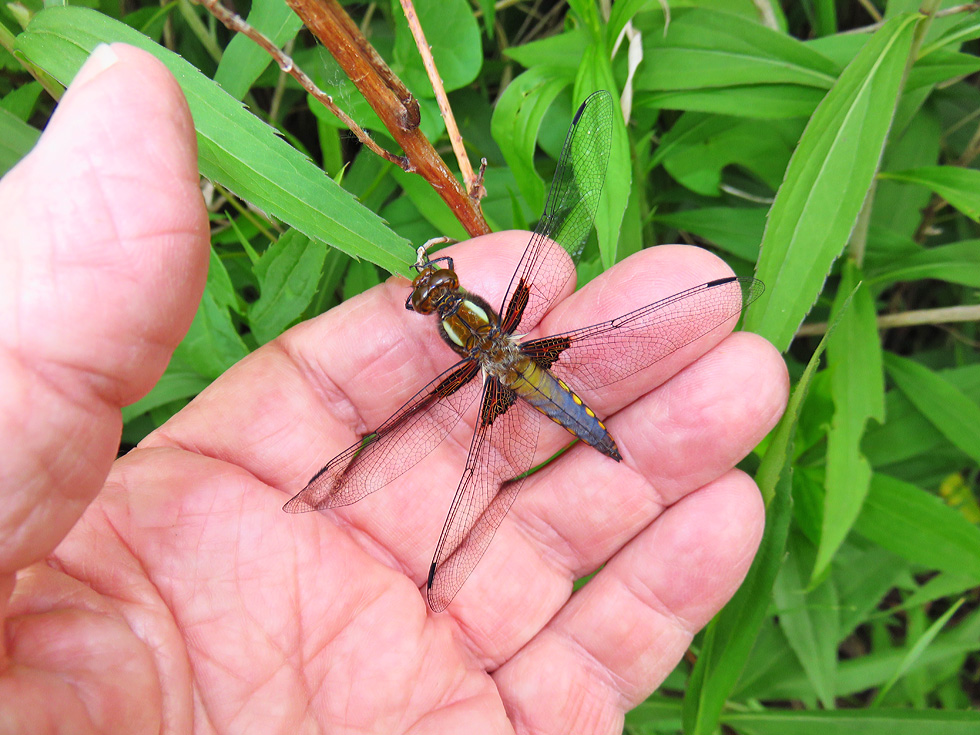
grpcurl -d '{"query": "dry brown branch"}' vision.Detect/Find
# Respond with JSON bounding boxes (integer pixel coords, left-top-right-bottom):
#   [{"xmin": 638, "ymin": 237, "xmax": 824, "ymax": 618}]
[
  {"xmin": 200, "ymin": 0, "xmax": 410, "ymax": 169},
  {"xmin": 283, "ymin": 0, "xmax": 490, "ymax": 236},
  {"xmin": 398, "ymin": 0, "xmax": 483, "ymax": 202}
]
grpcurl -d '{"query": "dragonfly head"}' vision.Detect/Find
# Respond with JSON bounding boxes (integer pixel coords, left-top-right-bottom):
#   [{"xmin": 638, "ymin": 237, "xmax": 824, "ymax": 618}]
[{"xmin": 407, "ymin": 262, "xmax": 459, "ymax": 314}]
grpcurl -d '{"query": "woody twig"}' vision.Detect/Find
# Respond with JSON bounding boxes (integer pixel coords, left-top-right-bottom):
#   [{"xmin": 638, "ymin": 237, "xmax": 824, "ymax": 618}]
[
  {"xmin": 398, "ymin": 0, "xmax": 485, "ymax": 201},
  {"xmin": 200, "ymin": 0, "xmax": 409, "ymax": 169},
  {"xmin": 200, "ymin": 0, "xmax": 491, "ymax": 237}
]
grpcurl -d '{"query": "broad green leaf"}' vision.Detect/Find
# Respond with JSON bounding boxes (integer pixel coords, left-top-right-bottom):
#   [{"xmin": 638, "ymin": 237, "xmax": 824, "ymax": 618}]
[
  {"xmin": 725, "ymin": 708, "xmax": 980, "ymax": 734},
  {"xmin": 248, "ymin": 230, "xmax": 328, "ymax": 345},
  {"xmin": 213, "ymin": 0, "xmax": 304, "ymax": 101},
  {"xmin": 864, "ymin": 364, "xmax": 980, "ymax": 469},
  {"xmin": 772, "ymin": 531, "xmax": 839, "ymax": 708},
  {"xmin": 391, "ymin": 0, "xmax": 481, "ymax": 94},
  {"xmin": 871, "ymin": 104, "xmax": 942, "ymax": 239},
  {"xmin": 491, "ymin": 69, "xmax": 570, "ymax": 215},
  {"xmin": 635, "ymin": 8, "xmax": 839, "ymax": 92},
  {"xmin": 745, "ymin": 13, "xmax": 919, "ymax": 351},
  {"xmin": 390, "ymin": 164, "xmax": 469, "ymax": 241},
  {"xmin": 653, "ymin": 113, "xmax": 801, "ymax": 195},
  {"xmin": 855, "ymin": 474, "xmax": 980, "ymax": 583},
  {"xmin": 880, "ymin": 166, "xmax": 980, "ymax": 223},
  {"xmin": 868, "ymin": 240, "xmax": 980, "ymax": 288},
  {"xmin": 652, "ymin": 206, "xmax": 765, "ymax": 263},
  {"xmin": 920, "ymin": 13, "xmax": 980, "ymax": 57},
  {"xmin": 607, "ymin": 0, "xmax": 646, "ymax": 50},
  {"xmin": 884, "ymin": 352, "xmax": 980, "ymax": 464},
  {"xmin": 816, "ymin": 264, "xmax": 884, "ymax": 580},
  {"xmin": 503, "ymin": 28, "xmax": 587, "ymax": 72},
  {"xmin": 476, "ymin": 0, "xmax": 494, "ymax": 38},
  {"xmin": 0, "ymin": 105, "xmax": 39, "ymax": 175},
  {"xmin": 174, "ymin": 250, "xmax": 250, "ymax": 379},
  {"xmin": 574, "ymin": 52, "xmax": 628, "ymax": 268},
  {"xmin": 907, "ymin": 48, "xmax": 980, "ymax": 92},
  {"xmin": 898, "ymin": 571, "xmax": 980, "ymax": 612},
  {"xmin": 834, "ymin": 542, "xmax": 908, "ymax": 638},
  {"xmin": 15, "ymin": 7, "xmax": 411, "ymax": 275},
  {"xmin": 565, "ymin": 0, "xmax": 600, "ymax": 38},
  {"xmin": 637, "ymin": 83, "xmax": 827, "ymax": 119},
  {"xmin": 342, "ymin": 259, "xmax": 381, "ymax": 301},
  {"xmin": 0, "ymin": 78, "xmax": 42, "ymax": 118},
  {"xmin": 121, "ymin": 364, "xmax": 211, "ymax": 421}
]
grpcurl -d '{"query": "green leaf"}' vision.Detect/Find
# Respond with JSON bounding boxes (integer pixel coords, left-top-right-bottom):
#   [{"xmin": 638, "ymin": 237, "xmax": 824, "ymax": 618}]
[
  {"xmin": 864, "ymin": 364, "xmax": 980, "ymax": 469},
  {"xmin": 907, "ymin": 49, "xmax": 980, "ymax": 92},
  {"xmin": 637, "ymin": 83, "xmax": 827, "ymax": 119},
  {"xmin": 745, "ymin": 12, "xmax": 920, "ymax": 351},
  {"xmin": 213, "ymin": 0, "xmax": 304, "ymax": 101},
  {"xmin": 884, "ymin": 352, "xmax": 980, "ymax": 464},
  {"xmin": 737, "ymin": 610, "xmax": 980, "ymax": 700},
  {"xmin": 0, "ymin": 105, "xmax": 39, "ymax": 175},
  {"xmin": 342, "ymin": 259, "xmax": 381, "ymax": 301},
  {"xmin": 391, "ymin": 0, "xmax": 481, "ymax": 94},
  {"xmin": 476, "ymin": 0, "xmax": 494, "ymax": 38},
  {"xmin": 121, "ymin": 363, "xmax": 211, "ymax": 422},
  {"xmin": 868, "ymin": 239, "xmax": 980, "ymax": 288},
  {"xmin": 491, "ymin": 68, "xmax": 571, "ymax": 215},
  {"xmin": 919, "ymin": 13, "xmax": 980, "ymax": 57},
  {"xmin": 504, "ymin": 28, "xmax": 587, "ymax": 72},
  {"xmin": 634, "ymin": 8, "xmax": 839, "ymax": 92},
  {"xmin": 574, "ymin": 53, "xmax": 628, "ymax": 268},
  {"xmin": 880, "ymin": 166, "xmax": 980, "ymax": 223},
  {"xmin": 725, "ymin": 708, "xmax": 980, "ymax": 734},
  {"xmin": 772, "ymin": 531, "xmax": 839, "ymax": 708},
  {"xmin": 652, "ymin": 206, "xmax": 765, "ymax": 263},
  {"xmin": 653, "ymin": 113, "xmax": 801, "ymax": 195},
  {"xmin": 174, "ymin": 249, "xmax": 250, "ymax": 379},
  {"xmin": 0, "ymin": 78, "xmax": 42, "ymax": 119},
  {"xmin": 248, "ymin": 230, "xmax": 328, "ymax": 345},
  {"xmin": 816, "ymin": 264, "xmax": 884, "ymax": 579},
  {"xmin": 870, "ymin": 103, "xmax": 941, "ymax": 239},
  {"xmin": 855, "ymin": 474, "xmax": 980, "ymax": 583},
  {"xmin": 390, "ymin": 164, "xmax": 469, "ymax": 241},
  {"xmin": 15, "ymin": 6, "xmax": 412, "ymax": 275},
  {"xmin": 872, "ymin": 598, "xmax": 965, "ymax": 706}
]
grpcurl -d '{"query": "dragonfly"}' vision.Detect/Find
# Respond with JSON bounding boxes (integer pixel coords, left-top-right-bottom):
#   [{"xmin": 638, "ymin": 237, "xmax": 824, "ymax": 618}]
[{"xmin": 284, "ymin": 91, "xmax": 764, "ymax": 612}]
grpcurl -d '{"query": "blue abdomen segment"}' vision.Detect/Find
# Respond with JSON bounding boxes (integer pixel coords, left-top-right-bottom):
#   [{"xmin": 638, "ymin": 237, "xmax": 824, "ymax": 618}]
[{"xmin": 509, "ymin": 362, "xmax": 621, "ymax": 460}]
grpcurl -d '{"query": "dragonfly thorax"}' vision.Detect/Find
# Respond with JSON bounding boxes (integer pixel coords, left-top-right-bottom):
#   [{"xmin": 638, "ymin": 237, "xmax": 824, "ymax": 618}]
[{"xmin": 408, "ymin": 264, "xmax": 459, "ymax": 315}]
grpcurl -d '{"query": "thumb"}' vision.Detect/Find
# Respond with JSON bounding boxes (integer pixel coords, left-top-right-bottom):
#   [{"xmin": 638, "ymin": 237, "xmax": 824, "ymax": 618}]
[{"xmin": 0, "ymin": 43, "xmax": 209, "ymax": 578}]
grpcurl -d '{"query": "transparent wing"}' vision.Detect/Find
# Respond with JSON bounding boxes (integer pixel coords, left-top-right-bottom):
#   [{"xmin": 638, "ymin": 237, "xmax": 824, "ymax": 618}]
[
  {"xmin": 284, "ymin": 359, "xmax": 481, "ymax": 512},
  {"xmin": 426, "ymin": 378, "xmax": 541, "ymax": 612},
  {"xmin": 500, "ymin": 90, "xmax": 614, "ymax": 335},
  {"xmin": 521, "ymin": 277, "xmax": 765, "ymax": 391}
]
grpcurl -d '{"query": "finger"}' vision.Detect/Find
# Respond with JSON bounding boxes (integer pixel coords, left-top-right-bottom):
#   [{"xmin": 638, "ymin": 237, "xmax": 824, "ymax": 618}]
[
  {"xmin": 492, "ymin": 471, "xmax": 765, "ymax": 735},
  {"xmin": 0, "ymin": 44, "xmax": 209, "ymax": 576},
  {"xmin": 444, "ymin": 331, "xmax": 786, "ymax": 660}
]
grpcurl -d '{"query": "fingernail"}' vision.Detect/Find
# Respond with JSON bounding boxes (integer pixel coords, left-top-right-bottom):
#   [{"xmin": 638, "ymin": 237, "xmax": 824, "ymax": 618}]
[{"xmin": 73, "ymin": 43, "xmax": 119, "ymax": 86}]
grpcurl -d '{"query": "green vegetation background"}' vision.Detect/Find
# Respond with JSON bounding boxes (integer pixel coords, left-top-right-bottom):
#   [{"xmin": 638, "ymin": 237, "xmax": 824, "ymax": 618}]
[{"xmin": 2, "ymin": 0, "xmax": 978, "ymax": 731}]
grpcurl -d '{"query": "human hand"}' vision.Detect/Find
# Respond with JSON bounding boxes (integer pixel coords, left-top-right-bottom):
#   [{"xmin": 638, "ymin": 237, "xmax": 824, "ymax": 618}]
[{"xmin": 0, "ymin": 44, "xmax": 788, "ymax": 734}]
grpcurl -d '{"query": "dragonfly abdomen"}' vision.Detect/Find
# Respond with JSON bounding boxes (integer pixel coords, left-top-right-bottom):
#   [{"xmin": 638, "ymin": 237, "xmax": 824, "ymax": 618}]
[{"xmin": 506, "ymin": 359, "xmax": 621, "ymax": 461}]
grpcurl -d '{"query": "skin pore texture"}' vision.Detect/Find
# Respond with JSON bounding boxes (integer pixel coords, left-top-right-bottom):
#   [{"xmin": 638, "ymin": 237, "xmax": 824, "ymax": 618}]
[{"xmin": 0, "ymin": 44, "xmax": 788, "ymax": 734}]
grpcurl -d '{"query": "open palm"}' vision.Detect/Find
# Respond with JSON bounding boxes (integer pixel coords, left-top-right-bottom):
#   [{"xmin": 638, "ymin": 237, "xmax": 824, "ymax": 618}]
[{"xmin": 0, "ymin": 46, "xmax": 787, "ymax": 734}]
